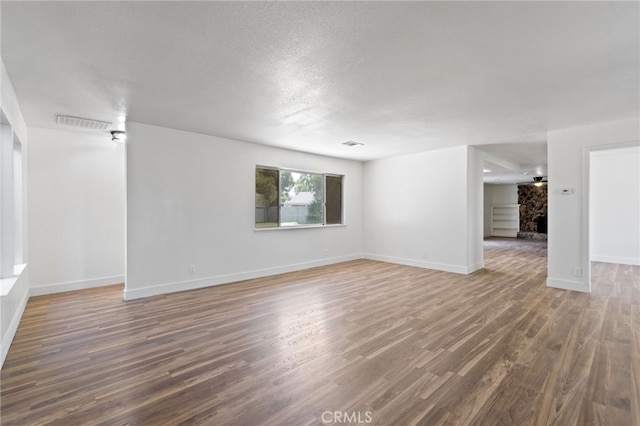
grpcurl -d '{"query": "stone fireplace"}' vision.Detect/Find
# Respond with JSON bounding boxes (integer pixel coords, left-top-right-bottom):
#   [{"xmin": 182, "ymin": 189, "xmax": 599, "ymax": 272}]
[{"xmin": 517, "ymin": 184, "xmax": 548, "ymax": 240}]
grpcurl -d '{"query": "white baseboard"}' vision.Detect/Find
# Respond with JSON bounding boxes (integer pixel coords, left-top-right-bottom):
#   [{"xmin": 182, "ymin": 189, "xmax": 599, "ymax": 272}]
[
  {"xmin": 1, "ymin": 284, "xmax": 29, "ymax": 368},
  {"xmin": 363, "ymin": 253, "xmax": 475, "ymax": 275},
  {"xmin": 123, "ymin": 254, "xmax": 363, "ymax": 300},
  {"xmin": 30, "ymin": 275, "xmax": 125, "ymax": 297},
  {"xmin": 466, "ymin": 261, "xmax": 485, "ymax": 274},
  {"xmin": 590, "ymin": 255, "xmax": 640, "ymax": 266},
  {"xmin": 546, "ymin": 277, "xmax": 589, "ymax": 293}
]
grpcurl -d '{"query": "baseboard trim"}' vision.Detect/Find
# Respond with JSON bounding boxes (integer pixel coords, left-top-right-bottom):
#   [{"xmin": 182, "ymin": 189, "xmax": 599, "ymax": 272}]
[
  {"xmin": 1, "ymin": 285, "xmax": 29, "ymax": 368},
  {"xmin": 466, "ymin": 261, "xmax": 485, "ymax": 274},
  {"xmin": 123, "ymin": 254, "xmax": 363, "ymax": 300},
  {"xmin": 30, "ymin": 275, "xmax": 125, "ymax": 297},
  {"xmin": 363, "ymin": 253, "xmax": 472, "ymax": 275},
  {"xmin": 590, "ymin": 255, "xmax": 640, "ymax": 266},
  {"xmin": 546, "ymin": 277, "xmax": 589, "ymax": 293}
]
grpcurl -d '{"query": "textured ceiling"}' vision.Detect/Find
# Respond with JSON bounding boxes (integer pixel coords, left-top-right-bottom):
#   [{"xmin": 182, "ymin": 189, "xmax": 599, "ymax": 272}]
[{"xmin": 1, "ymin": 2, "xmax": 638, "ymax": 162}]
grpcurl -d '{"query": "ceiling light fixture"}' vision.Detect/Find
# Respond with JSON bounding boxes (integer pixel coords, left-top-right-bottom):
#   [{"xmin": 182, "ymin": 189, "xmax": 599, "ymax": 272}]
[
  {"xmin": 342, "ymin": 140, "xmax": 364, "ymax": 147},
  {"xmin": 533, "ymin": 176, "xmax": 546, "ymax": 187},
  {"xmin": 110, "ymin": 130, "xmax": 126, "ymax": 142}
]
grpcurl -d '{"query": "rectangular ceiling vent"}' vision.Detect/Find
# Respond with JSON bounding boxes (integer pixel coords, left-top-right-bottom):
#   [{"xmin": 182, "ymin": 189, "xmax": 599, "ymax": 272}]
[{"xmin": 56, "ymin": 115, "xmax": 112, "ymax": 131}]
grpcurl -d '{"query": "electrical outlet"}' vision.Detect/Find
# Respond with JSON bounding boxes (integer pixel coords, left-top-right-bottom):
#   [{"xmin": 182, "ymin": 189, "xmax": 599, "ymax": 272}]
[
  {"xmin": 572, "ymin": 267, "xmax": 582, "ymax": 277},
  {"xmin": 188, "ymin": 265, "xmax": 197, "ymax": 275},
  {"xmin": 422, "ymin": 250, "xmax": 428, "ymax": 259},
  {"xmin": 323, "ymin": 249, "xmax": 329, "ymax": 258}
]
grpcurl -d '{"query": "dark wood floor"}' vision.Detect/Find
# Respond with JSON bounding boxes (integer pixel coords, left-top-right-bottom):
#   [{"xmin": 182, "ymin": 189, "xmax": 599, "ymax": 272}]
[{"xmin": 1, "ymin": 239, "xmax": 639, "ymax": 425}]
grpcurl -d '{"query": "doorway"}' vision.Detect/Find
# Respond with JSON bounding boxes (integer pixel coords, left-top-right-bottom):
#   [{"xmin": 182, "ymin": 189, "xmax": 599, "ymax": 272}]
[{"xmin": 588, "ymin": 145, "xmax": 640, "ymax": 297}]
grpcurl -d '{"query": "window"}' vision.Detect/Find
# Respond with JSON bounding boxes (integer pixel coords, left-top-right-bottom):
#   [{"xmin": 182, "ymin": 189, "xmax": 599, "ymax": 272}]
[
  {"xmin": 255, "ymin": 167, "xmax": 279, "ymax": 228},
  {"xmin": 255, "ymin": 166, "xmax": 343, "ymax": 228},
  {"xmin": 325, "ymin": 175, "xmax": 343, "ymax": 225},
  {"xmin": 1, "ymin": 114, "xmax": 25, "ymax": 279}
]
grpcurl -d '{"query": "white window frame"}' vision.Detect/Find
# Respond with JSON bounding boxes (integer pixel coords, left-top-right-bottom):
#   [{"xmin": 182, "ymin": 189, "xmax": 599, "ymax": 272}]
[{"xmin": 255, "ymin": 166, "xmax": 344, "ymax": 230}]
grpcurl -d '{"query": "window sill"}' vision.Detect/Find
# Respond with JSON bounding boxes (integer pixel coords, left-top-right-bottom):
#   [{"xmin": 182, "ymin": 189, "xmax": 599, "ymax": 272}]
[
  {"xmin": 254, "ymin": 224, "xmax": 347, "ymax": 232},
  {"xmin": 0, "ymin": 263, "xmax": 27, "ymax": 297}
]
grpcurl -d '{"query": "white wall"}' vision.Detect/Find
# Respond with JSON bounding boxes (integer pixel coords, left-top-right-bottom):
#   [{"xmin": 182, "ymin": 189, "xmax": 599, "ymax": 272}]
[
  {"xmin": 125, "ymin": 122, "xmax": 364, "ymax": 299},
  {"xmin": 363, "ymin": 145, "xmax": 482, "ymax": 274},
  {"xmin": 547, "ymin": 118, "xmax": 640, "ymax": 292},
  {"xmin": 1, "ymin": 58, "xmax": 29, "ymax": 367},
  {"xmin": 27, "ymin": 127, "xmax": 125, "ymax": 295},
  {"xmin": 467, "ymin": 146, "xmax": 484, "ymax": 272},
  {"xmin": 483, "ymin": 184, "xmax": 518, "ymax": 237},
  {"xmin": 590, "ymin": 146, "xmax": 640, "ymax": 265}
]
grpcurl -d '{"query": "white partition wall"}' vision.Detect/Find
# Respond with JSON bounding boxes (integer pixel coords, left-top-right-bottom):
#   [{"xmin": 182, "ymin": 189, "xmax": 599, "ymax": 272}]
[
  {"xmin": 363, "ymin": 145, "xmax": 483, "ymax": 274},
  {"xmin": 547, "ymin": 118, "xmax": 640, "ymax": 292}
]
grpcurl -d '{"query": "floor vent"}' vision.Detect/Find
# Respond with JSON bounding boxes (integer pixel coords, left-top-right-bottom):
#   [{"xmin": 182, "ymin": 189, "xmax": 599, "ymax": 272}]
[{"xmin": 56, "ymin": 115, "xmax": 112, "ymax": 131}]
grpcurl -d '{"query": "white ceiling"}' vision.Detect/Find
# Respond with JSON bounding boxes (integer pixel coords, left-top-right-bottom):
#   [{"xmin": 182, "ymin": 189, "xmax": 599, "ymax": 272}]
[
  {"xmin": 1, "ymin": 2, "xmax": 638, "ymax": 164},
  {"xmin": 479, "ymin": 142, "xmax": 548, "ymax": 185}
]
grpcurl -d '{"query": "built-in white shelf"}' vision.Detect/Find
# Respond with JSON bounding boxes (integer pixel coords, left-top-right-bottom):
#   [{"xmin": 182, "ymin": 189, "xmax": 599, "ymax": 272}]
[{"xmin": 491, "ymin": 204, "xmax": 520, "ymax": 237}]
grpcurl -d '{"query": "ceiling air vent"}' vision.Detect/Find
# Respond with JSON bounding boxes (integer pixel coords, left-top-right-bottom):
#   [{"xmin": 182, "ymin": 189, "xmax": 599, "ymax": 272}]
[{"xmin": 56, "ymin": 115, "xmax": 113, "ymax": 131}]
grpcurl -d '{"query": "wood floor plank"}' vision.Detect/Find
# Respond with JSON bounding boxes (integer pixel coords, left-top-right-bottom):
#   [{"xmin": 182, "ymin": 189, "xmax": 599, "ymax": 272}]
[{"xmin": 1, "ymin": 239, "xmax": 639, "ymax": 425}]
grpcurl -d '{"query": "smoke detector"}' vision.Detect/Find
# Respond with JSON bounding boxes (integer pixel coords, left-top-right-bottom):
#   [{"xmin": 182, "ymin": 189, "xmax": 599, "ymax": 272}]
[
  {"xmin": 56, "ymin": 115, "xmax": 112, "ymax": 131},
  {"xmin": 342, "ymin": 140, "xmax": 364, "ymax": 147}
]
